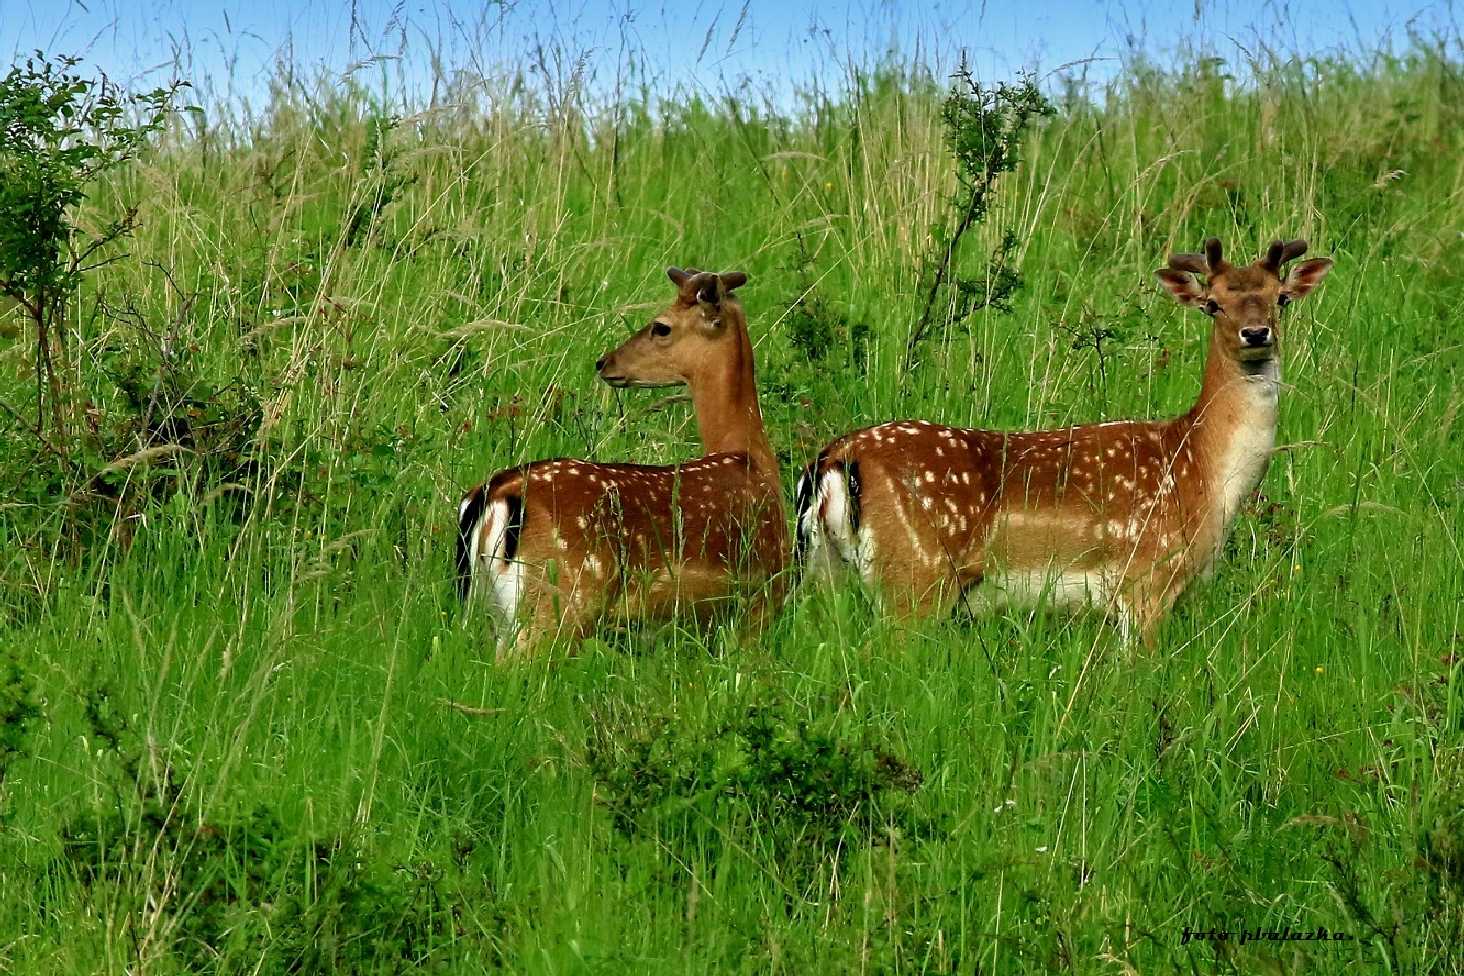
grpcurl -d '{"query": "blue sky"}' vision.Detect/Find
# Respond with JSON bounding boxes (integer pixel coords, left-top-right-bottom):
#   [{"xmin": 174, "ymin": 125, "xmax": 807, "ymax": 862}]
[{"xmin": 3, "ymin": 1, "xmax": 1458, "ymax": 108}]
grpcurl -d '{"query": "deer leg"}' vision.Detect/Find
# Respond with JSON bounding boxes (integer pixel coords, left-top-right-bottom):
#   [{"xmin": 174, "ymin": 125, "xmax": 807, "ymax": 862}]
[
  {"xmin": 799, "ymin": 539, "xmax": 847, "ymax": 590},
  {"xmin": 1129, "ymin": 607, "xmax": 1164, "ymax": 651},
  {"xmin": 500, "ymin": 597, "xmax": 598, "ymax": 662},
  {"xmin": 730, "ymin": 589, "xmax": 778, "ymax": 648},
  {"xmin": 878, "ymin": 563, "xmax": 964, "ymax": 621},
  {"xmin": 1115, "ymin": 587, "xmax": 1169, "ymax": 650},
  {"xmin": 868, "ymin": 484, "xmax": 983, "ymax": 624},
  {"xmin": 497, "ymin": 559, "xmax": 607, "ymax": 662},
  {"xmin": 1117, "ymin": 554, "xmax": 1188, "ymax": 649}
]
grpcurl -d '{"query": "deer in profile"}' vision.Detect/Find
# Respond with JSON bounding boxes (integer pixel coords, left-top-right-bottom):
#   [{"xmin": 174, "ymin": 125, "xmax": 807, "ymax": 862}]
[
  {"xmin": 457, "ymin": 268, "xmax": 787, "ymax": 657},
  {"xmin": 796, "ymin": 238, "xmax": 1333, "ymax": 644}
]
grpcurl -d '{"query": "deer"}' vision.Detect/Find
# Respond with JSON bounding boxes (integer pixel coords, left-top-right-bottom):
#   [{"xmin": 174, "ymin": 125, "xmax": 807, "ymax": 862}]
[
  {"xmin": 795, "ymin": 238, "xmax": 1333, "ymax": 644},
  {"xmin": 456, "ymin": 268, "xmax": 787, "ymax": 658}
]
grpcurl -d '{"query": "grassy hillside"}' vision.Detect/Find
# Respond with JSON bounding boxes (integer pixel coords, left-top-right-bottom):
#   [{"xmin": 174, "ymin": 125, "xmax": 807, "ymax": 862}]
[{"xmin": 1, "ymin": 32, "xmax": 1463, "ymax": 974}]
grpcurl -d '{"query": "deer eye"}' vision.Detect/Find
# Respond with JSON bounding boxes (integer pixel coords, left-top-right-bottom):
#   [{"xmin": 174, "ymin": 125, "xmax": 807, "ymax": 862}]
[
  {"xmin": 650, "ymin": 322, "xmax": 671, "ymax": 338},
  {"xmin": 1277, "ymin": 293, "xmax": 1292, "ymax": 308},
  {"xmin": 1203, "ymin": 298, "xmax": 1221, "ymax": 316}
]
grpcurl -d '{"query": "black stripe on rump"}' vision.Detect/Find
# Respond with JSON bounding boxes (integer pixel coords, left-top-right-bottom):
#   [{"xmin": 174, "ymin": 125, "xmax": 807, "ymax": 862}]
[
  {"xmin": 502, "ymin": 493, "xmax": 524, "ymax": 563},
  {"xmin": 792, "ymin": 458, "xmax": 819, "ymax": 565},
  {"xmin": 456, "ymin": 486, "xmax": 487, "ymax": 602}
]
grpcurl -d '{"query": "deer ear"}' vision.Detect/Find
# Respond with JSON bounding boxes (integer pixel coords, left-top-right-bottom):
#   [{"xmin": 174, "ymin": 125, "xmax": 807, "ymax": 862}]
[
  {"xmin": 667, "ymin": 267, "xmax": 690, "ymax": 287},
  {"xmin": 1155, "ymin": 269, "xmax": 1207, "ymax": 307},
  {"xmin": 1282, "ymin": 258, "xmax": 1333, "ymax": 302},
  {"xmin": 720, "ymin": 271, "xmax": 748, "ymax": 293}
]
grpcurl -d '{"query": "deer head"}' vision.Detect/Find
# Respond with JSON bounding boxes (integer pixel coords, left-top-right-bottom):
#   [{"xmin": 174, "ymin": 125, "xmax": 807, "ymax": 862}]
[
  {"xmin": 595, "ymin": 268, "xmax": 750, "ymax": 388},
  {"xmin": 1156, "ymin": 237, "xmax": 1333, "ymax": 368}
]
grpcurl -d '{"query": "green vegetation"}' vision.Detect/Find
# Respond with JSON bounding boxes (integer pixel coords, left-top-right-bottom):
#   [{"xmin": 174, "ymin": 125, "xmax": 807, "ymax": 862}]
[{"xmin": 1, "ymin": 25, "xmax": 1462, "ymax": 974}]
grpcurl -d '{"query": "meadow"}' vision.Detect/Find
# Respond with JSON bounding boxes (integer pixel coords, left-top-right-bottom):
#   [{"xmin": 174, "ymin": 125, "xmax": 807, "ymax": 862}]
[{"xmin": 1, "ymin": 22, "xmax": 1463, "ymax": 975}]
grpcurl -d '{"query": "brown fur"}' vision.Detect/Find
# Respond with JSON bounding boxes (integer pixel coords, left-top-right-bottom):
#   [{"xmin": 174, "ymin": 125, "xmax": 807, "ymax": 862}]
[
  {"xmin": 460, "ymin": 269, "xmax": 787, "ymax": 658},
  {"xmin": 803, "ymin": 239, "xmax": 1333, "ymax": 644}
]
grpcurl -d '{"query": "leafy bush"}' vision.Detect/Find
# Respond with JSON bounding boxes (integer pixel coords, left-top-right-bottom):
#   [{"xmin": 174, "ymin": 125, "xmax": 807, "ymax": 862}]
[
  {"xmin": 56, "ymin": 688, "xmax": 485, "ymax": 973},
  {"xmin": 0, "ymin": 53, "xmax": 183, "ymax": 443},
  {"xmin": 903, "ymin": 61, "xmax": 1053, "ymax": 369},
  {"xmin": 589, "ymin": 700, "xmax": 938, "ymax": 886},
  {"xmin": 0, "ymin": 648, "xmax": 39, "ymax": 823}
]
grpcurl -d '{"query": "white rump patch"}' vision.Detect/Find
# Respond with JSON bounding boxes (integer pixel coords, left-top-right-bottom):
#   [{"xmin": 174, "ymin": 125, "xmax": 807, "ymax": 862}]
[
  {"xmin": 800, "ymin": 466, "xmax": 875, "ymax": 586},
  {"xmin": 467, "ymin": 498, "xmax": 525, "ymax": 630}
]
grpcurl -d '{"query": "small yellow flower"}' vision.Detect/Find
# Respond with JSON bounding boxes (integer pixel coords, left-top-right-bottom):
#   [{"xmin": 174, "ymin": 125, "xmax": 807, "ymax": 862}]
[
  {"xmin": 824, "ymin": 181, "xmax": 833, "ymax": 191},
  {"xmin": 1315, "ymin": 666, "xmax": 1325, "ymax": 675},
  {"xmin": 1292, "ymin": 563, "xmax": 1303, "ymax": 575}
]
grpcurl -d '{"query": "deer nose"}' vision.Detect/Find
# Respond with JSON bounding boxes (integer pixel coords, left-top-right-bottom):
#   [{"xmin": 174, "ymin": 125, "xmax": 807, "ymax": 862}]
[
  {"xmin": 1240, "ymin": 326, "xmax": 1272, "ymax": 347},
  {"xmin": 594, "ymin": 356, "xmax": 607, "ymax": 372}
]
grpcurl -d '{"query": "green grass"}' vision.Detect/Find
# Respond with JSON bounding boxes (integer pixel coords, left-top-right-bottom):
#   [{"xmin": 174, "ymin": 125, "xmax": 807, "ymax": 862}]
[{"xmin": 2, "ymin": 26, "xmax": 1463, "ymax": 975}]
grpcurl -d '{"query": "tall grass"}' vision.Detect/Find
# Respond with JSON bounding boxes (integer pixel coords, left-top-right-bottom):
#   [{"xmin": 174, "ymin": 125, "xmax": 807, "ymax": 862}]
[{"xmin": 1, "ymin": 18, "xmax": 1463, "ymax": 975}]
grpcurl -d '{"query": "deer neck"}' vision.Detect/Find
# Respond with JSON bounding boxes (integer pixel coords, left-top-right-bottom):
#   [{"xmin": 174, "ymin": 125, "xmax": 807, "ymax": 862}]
[
  {"xmin": 689, "ymin": 320, "xmax": 780, "ymax": 486},
  {"xmin": 1185, "ymin": 330, "xmax": 1281, "ymax": 530}
]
